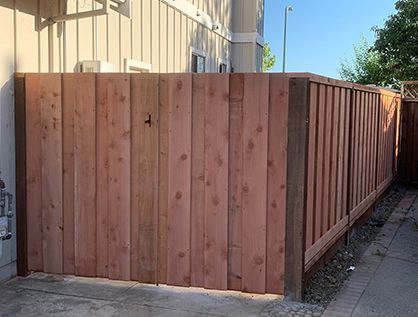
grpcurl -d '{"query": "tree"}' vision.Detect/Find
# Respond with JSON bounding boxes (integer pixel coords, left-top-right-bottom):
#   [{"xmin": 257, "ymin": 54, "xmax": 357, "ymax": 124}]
[
  {"xmin": 339, "ymin": 0, "xmax": 418, "ymax": 87},
  {"xmin": 339, "ymin": 36, "xmax": 388, "ymax": 86},
  {"xmin": 262, "ymin": 42, "xmax": 276, "ymax": 72},
  {"xmin": 374, "ymin": 0, "xmax": 418, "ymax": 85}
]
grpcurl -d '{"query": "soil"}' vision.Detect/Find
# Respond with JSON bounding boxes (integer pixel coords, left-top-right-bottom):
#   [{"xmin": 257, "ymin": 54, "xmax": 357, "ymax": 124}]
[{"xmin": 303, "ymin": 185, "xmax": 406, "ymax": 307}]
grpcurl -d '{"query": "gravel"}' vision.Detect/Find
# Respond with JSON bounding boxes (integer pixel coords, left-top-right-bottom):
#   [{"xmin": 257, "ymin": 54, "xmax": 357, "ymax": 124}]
[{"xmin": 303, "ymin": 185, "xmax": 406, "ymax": 307}]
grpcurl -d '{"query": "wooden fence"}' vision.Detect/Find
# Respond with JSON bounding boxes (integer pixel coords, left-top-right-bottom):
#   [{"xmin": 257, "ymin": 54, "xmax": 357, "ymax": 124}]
[
  {"xmin": 399, "ymin": 99, "xmax": 418, "ymax": 183},
  {"xmin": 15, "ymin": 72, "xmax": 400, "ymax": 299},
  {"xmin": 300, "ymin": 78, "xmax": 401, "ymax": 274}
]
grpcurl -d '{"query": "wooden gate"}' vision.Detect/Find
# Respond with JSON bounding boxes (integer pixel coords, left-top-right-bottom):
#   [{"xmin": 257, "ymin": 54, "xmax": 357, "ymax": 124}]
[{"xmin": 16, "ymin": 73, "xmax": 288, "ymax": 294}]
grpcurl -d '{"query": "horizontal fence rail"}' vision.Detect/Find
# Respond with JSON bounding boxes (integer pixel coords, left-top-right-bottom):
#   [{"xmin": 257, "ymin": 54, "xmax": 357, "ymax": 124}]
[{"xmin": 15, "ymin": 72, "xmax": 400, "ymax": 299}]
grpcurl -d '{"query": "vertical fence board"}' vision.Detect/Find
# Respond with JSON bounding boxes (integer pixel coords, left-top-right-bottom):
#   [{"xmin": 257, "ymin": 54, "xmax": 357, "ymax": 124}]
[
  {"xmin": 285, "ymin": 78, "xmax": 309, "ymax": 301},
  {"xmin": 108, "ymin": 74, "xmax": 131, "ymax": 281},
  {"xmin": 15, "ymin": 74, "xmax": 28, "ymax": 276},
  {"xmin": 352, "ymin": 91, "xmax": 360, "ymax": 208},
  {"xmin": 365, "ymin": 94, "xmax": 372, "ymax": 196},
  {"xmin": 322, "ymin": 86, "xmax": 332, "ymax": 234},
  {"xmin": 358, "ymin": 92, "xmax": 365, "ymax": 203},
  {"xmin": 241, "ymin": 74, "xmax": 269, "ymax": 294},
  {"xmin": 190, "ymin": 74, "xmax": 205, "ymax": 287},
  {"xmin": 158, "ymin": 75, "xmax": 169, "ymax": 284},
  {"xmin": 266, "ymin": 74, "xmax": 288, "ymax": 294},
  {"xmin": 228, "ymin": 74, "xmax": 244, "ymax": 291},
  {"xmin": 97, "ymin": 74, "xmax": 132, "ymax": 281},
  {"xmin": 314, "ymin": 85, "xmax": 325, "ymax": 241},
  {"xmin": 166, "ymin": 74, "xmax": 192, "ymax": 287},
  {"xmin": 96, "ymin": 75, "xmax": 109, "ymax": 278},
  {"xmin": 40, "ymin": 73, "xmax": 63, "ymax": 274},
  {"xmin": 62, "ymin": 75, "xmax": 75, "ymax": 275},
  {"xmin": 131, "ymin": 74, "xmax": 159, "ymax": 283},
  {"xmin": 371, "ymin": 94, "xmax": 378, "ymax": 190},
  {"xmin": 329, "ymin": 87, "xmax": 340, "ymax": 228},
  {"xmin": 305, "ymin": 83, "xmax": 318, "ymax": 248},
  {"xmin": 25, "ymin": 74, "xmax": 43, "ymax": 272},
  {"xmin": 68, "ymin": 74, "xmax": 97, "ymax": 277},
  {"xmin": 204, "ymin": 74, "xmax": 229, "ymax": 290},
  {"xmin": 342, "ymin": 90, "xmax": 351, "ymax": 219},
  {"xmin": 336, "ymin": 89, "xmax": 345, "ymax": 222}
]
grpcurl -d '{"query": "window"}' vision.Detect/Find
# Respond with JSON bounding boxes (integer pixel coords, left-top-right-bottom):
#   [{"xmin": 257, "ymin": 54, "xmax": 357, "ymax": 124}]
[
  {"xmin": 191, "ymin": 53, "xmax": 206, "ymax": 73},
  {"xmin": 219, "ymin": 63, "xmax": 228, "ymax": 73}
]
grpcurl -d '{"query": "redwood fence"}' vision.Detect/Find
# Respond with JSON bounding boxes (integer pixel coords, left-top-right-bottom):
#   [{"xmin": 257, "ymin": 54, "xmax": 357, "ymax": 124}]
[
  {"xmin": 399, "ymin": 99, "xmax": 418, "ymax": 183},
  {"xmin": 15, "ymin": 72, "xmax": 400, "ymax": 300}
]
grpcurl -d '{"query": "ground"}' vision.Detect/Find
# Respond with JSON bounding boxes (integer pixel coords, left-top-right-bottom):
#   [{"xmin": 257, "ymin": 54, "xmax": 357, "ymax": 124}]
[
  {"xmin": 1, "ymin": 186, "xmax": 417, "ymax": 317},
  {"xmin": 323, "ymin": 188, "xmax": 418, "ymax": 317},
  {"xmin": 0, "ymin": 273, "xmax": 321, "ymax": 317},
  {"xmin": 304, "ymin": 186, "xmax": 405, "ymax": 306}
]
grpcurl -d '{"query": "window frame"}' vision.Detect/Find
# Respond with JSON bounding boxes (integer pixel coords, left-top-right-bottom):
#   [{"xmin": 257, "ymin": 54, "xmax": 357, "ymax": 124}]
[{"xmin": 190, "ymin": 47, "xmax": 207, "ymax": 73}]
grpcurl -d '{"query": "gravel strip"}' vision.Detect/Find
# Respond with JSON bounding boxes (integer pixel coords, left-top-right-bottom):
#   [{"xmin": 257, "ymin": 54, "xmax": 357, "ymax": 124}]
[{"xmin": 303, "ymin": 185, "xmax": 406, "ymax": 307}]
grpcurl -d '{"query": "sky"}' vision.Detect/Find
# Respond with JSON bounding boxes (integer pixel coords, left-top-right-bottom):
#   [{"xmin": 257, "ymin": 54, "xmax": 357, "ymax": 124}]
[{"xmin": 264, "ymin": 0, "xmax": 397, "ymax": 78}]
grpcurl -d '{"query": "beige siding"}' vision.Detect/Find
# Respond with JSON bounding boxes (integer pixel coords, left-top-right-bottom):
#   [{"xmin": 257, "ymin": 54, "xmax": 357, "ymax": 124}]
[{"xmin": 4, "ymin": 0, "xmax": 265, "ymax": 74}]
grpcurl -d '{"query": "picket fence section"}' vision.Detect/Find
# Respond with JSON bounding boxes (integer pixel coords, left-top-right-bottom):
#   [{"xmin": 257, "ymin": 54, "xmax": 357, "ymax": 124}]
[{"xmin": 15, "ymin": 72, "xmax": 400, "ymax": 299}]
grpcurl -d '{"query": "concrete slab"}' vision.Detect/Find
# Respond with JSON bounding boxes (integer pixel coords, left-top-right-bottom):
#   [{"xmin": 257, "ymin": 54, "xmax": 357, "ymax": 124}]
[
  {"xmin": 117, "ymin": 283, "xmax": 279, "ymax": 316},
  {"xmin": 351, "ymin": 256, "xmax": 418, "ymax": 317},
  {"xmin": 11, "ymin": 272, "xmax": 137, "ymax": 301},
  {"xmin": 0, "ymin": 274, "xmax": 282, "ymax": 317},
  {"xmin": 324, "ymin": 193, "xmax": 418, "ymax": 317},
  {"xmin": 0, "ymin": 286, "xmax": 212, "ymax": 317}
]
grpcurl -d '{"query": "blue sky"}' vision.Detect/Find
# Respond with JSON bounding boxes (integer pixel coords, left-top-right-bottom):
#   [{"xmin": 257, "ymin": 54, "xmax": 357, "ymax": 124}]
[{"xmin": 264, "ymin": 0, "xmax": 397, "ymax": 78}]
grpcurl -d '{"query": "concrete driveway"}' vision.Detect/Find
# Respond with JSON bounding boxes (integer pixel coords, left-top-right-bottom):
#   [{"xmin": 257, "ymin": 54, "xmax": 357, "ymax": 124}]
[{"xmin": 0, "ymin": 272, "xmax": 322, "ymax": 317}]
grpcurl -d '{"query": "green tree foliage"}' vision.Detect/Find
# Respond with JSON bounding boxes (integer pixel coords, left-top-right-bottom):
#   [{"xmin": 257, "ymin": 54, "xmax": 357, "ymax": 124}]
[
  {"xmin": 339, "ymin": 36, "xmax": 387, "ymax": 85},
  {"xmin": 374, "ymin": 0, "xmax": 418, "ymax": 84},
  {"xmin": 339, "ymin": 0, "xmax": 418, "ymax": 87},
  {"xmin": 262, "ymin": 42, "xmax": 276, "ymax": 72}
]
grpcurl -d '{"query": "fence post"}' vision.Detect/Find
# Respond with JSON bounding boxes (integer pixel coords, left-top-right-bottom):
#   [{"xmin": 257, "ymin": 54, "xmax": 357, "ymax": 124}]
[
  {"xmin": 285, "ymin": 78, "xmax": 310, "ymax": 301},
  {"xmin": 14, "ymin": 73, "xmax": 28, "ymax": 276}
]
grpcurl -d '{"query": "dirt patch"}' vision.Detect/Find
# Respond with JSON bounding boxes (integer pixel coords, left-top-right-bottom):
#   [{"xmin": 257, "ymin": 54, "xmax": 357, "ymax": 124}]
[{"xmin": 303, "ymin": 185, "xmax": 406, "ymax": 307}]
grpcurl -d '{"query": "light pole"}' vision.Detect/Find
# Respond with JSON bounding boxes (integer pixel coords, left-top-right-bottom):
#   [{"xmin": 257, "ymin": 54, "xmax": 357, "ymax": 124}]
[{"xmin": 282, "ymin": 5, "xmax": 293, "ymax": 72}]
